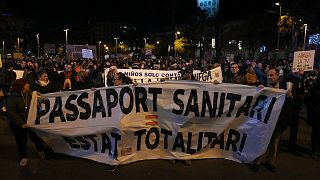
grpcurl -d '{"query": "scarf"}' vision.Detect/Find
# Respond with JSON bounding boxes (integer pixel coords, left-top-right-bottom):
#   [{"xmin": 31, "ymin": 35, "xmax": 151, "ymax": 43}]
[{"xmin": 39, "ymin": 80, "xmax": 50, "ymax": 87}]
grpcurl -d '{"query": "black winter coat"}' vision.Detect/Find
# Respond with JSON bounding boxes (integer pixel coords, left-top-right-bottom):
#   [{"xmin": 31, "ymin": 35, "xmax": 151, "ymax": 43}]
[
  {"xmin": 30, "ymin": 80, "xmax": 59, "ymax": 94},
  {"xmin": 6, "ymin": 92, "xmax": 31, "ymax": 127},
  {"xmin": 271, "ymin": 79, "xmax": 295, "ymax": 131},
  {"xmin": 305, "ymin": 76, "xmax": 320, "ymax": 128}
]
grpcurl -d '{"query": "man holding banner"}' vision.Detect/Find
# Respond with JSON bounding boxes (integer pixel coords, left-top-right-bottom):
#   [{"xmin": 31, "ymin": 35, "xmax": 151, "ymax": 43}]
[
  {"xmin": 26, "ymin": 65, "xmax": 287, "ymax": 171},
  {"xmin": 252, "ymin": 68, "xmax": 294, "ymax": 172}
]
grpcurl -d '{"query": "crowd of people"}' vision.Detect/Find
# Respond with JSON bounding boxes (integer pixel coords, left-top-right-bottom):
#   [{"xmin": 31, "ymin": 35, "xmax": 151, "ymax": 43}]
[{"xmin": 0, "ymin": 56, "xmax": 319, "ymax": 172}]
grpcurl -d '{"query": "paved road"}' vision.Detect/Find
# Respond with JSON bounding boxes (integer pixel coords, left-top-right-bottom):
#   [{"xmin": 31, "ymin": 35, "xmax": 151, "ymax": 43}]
[{"xmin": 0, "ymin": 113, "xmax": 319, "ymax": 180}]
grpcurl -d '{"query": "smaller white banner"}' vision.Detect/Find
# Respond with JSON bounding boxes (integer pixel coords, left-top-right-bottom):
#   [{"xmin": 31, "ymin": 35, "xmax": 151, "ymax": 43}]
[
  {"xmin": 82, "ymin": 49, "xmax": 93, "ymax": 59},
  {"xmin": 13, "ymin": 70, "xmax": 24, "ymax": 79},
  {"xmin": 292, "ymin": 50, "xmax": 315, "ymax": 72},
  {"xmin": 104, "ymin": 67, "xmax": 223, "ymax": 86}
]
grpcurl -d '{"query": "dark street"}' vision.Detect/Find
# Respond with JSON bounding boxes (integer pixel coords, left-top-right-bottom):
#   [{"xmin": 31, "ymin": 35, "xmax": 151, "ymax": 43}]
[{"xmin": 1, "ymin": 110, "xmax": 319, "ymax": 180}]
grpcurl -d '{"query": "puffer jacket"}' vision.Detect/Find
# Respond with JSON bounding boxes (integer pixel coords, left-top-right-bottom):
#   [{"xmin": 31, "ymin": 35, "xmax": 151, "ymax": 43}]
[{"xmin": 6, "ymin": 92, "xmax": 31, "ymax": 127}]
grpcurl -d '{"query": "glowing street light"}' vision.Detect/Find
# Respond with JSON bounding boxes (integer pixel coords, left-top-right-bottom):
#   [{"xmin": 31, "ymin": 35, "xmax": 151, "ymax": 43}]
[
  {"xmin": 143, "ymin": 38, "xmax": 149, "ymax": 53},
  {"xmin": 98, "ymin": 41, "xmax": 101, "ymax": 58},
  {"xmin": 156, "ymin": 41, "xmax": 160, "ymax": 45},
  {"xmin": 275, "ymin": 2, "xmax": 282, "ymax": 50},
  {"xmin": 175, "ymin": 31, "xmax": 181, "ymax": 40},
  {"xmin": 143, "ymin": 38, "xmax": 149, "ymax": 47},
  {"xmin": 114, "ymin": 37, "xmax": 119, "ymax": 54},
  {"xmin": 64, "ymin": 28, "xmax": 69, "ymax": 55},
  {"xmin": 36, "ymin": 34, "xmax": 40, "ymax": 58},
  {"xmin": 2, "ymin": 40, "xmax": 4, "ymax": 58},
  {"xmin": 17, "ymin": 37, "xmax": 20, "ymax": 49},
  {"xmin": 174, "ymin": 31, "xmax": 181, "ymax": 57},
  {"xmin": 303, "ymin": 24, "xmax": 308, "ymax": 50}
]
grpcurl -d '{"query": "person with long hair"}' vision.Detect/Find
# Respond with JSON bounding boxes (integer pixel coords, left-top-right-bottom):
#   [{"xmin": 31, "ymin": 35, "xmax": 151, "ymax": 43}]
[
  {"xmin": 113, "ymin": 72, "xmax": 133, "ymax": 86},
  {"xmin": 106, "ymin": 66, "xmax": 118, "ymax": 87},
  {"xmin": 7, "ymin": 78, "xmax": 45, "ymax": 167}
]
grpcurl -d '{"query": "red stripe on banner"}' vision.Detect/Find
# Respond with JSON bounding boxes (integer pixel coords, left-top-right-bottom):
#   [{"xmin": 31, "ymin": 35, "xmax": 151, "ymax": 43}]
[
  {"xmin": 145, "ymin": 121, "xmax": 158, "ymax": 126},
  {"xmin": 145, "ymin": 115, "xmax": 158, "ymax": 119}
]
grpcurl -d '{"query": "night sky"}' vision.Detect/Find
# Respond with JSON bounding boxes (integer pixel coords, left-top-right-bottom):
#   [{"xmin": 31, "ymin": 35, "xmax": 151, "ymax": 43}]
[
  {"xmin": 1, "ymin": 0, "xmax": 319, "ymax": 32},
  {"xmin": 2, "ymin": 1, "xmax": 271, "ymax": 26}
]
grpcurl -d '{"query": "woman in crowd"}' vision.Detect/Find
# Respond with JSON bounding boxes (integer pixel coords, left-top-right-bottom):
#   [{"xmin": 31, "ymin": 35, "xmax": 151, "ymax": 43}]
[
  {"xmin": 75, "ymin": 71, "xmax": 94, "ymax": 90},
  {"xmin": 7, "ymin": 79, "xmax": 45, "ymax": 167},
  {"xmin": 113, "ymin": 72, "xmax": 133, "ymax": 86},
  {"xmin": 106, "ymin": 66, "xmax": 118, "ymax": 86}
]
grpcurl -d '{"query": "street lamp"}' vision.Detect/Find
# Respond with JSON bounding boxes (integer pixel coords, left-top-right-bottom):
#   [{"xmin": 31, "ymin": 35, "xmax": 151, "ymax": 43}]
[
  {"xmin": 143, "ymin": 38, "xmax": 148, "ymax": 48},
  {"xmin": 174, "ymin": 31, "xmax": 181, "ymax": 57},
  {"xmin": 275, "ymin": 2, "xmax": 282, "ymax": 50},
  {"xmin": 200, "ymin": 37, "xmax": 205, "ymax": 59},
  {"xmin": 105, "ymin": 46, "xmax": 109, "ymax": 53},
  {"xmin": 175, "ymin": 31, "xmax": 181, "ymax": 40},
  {"xmin": 17, "ymin": 37, "xmax": 20, "ymax": 49},
  {"xmin": 303, "ymin": 24, "xmax": 308, "ymax": 50},
  {"xmin": 114, "ymin": 37, "xmax": 119, "ymax": 54},
  {"xmin": 36, "ymin": 34, "xmax": 40, "ymax": 58},
  {"xmin": 2, "ymin": 40, "xmax": 4, "ymax": 58},
  {"xmin": 64, "ymin": 29, "xmax": 69, "ymax": 55},
  {"xmin": 98, "ymin": 41, "xmax": 101, "ymax": 58}
]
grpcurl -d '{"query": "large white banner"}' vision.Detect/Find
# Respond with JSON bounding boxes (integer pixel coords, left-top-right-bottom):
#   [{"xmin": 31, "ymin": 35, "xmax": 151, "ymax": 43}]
[
  {"xmin": 27, "ymin": 82, "xmax": 286, "ymax": 165},
  {"xmin": 104, "ymin": 67, "xmax": 223, "ymax": 86}
]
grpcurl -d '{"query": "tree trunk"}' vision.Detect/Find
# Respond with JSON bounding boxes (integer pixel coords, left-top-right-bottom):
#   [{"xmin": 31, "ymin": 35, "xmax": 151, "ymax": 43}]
[{"xmin": 291, "ymin": 25, "xmax": 297, "ymax": 51}]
